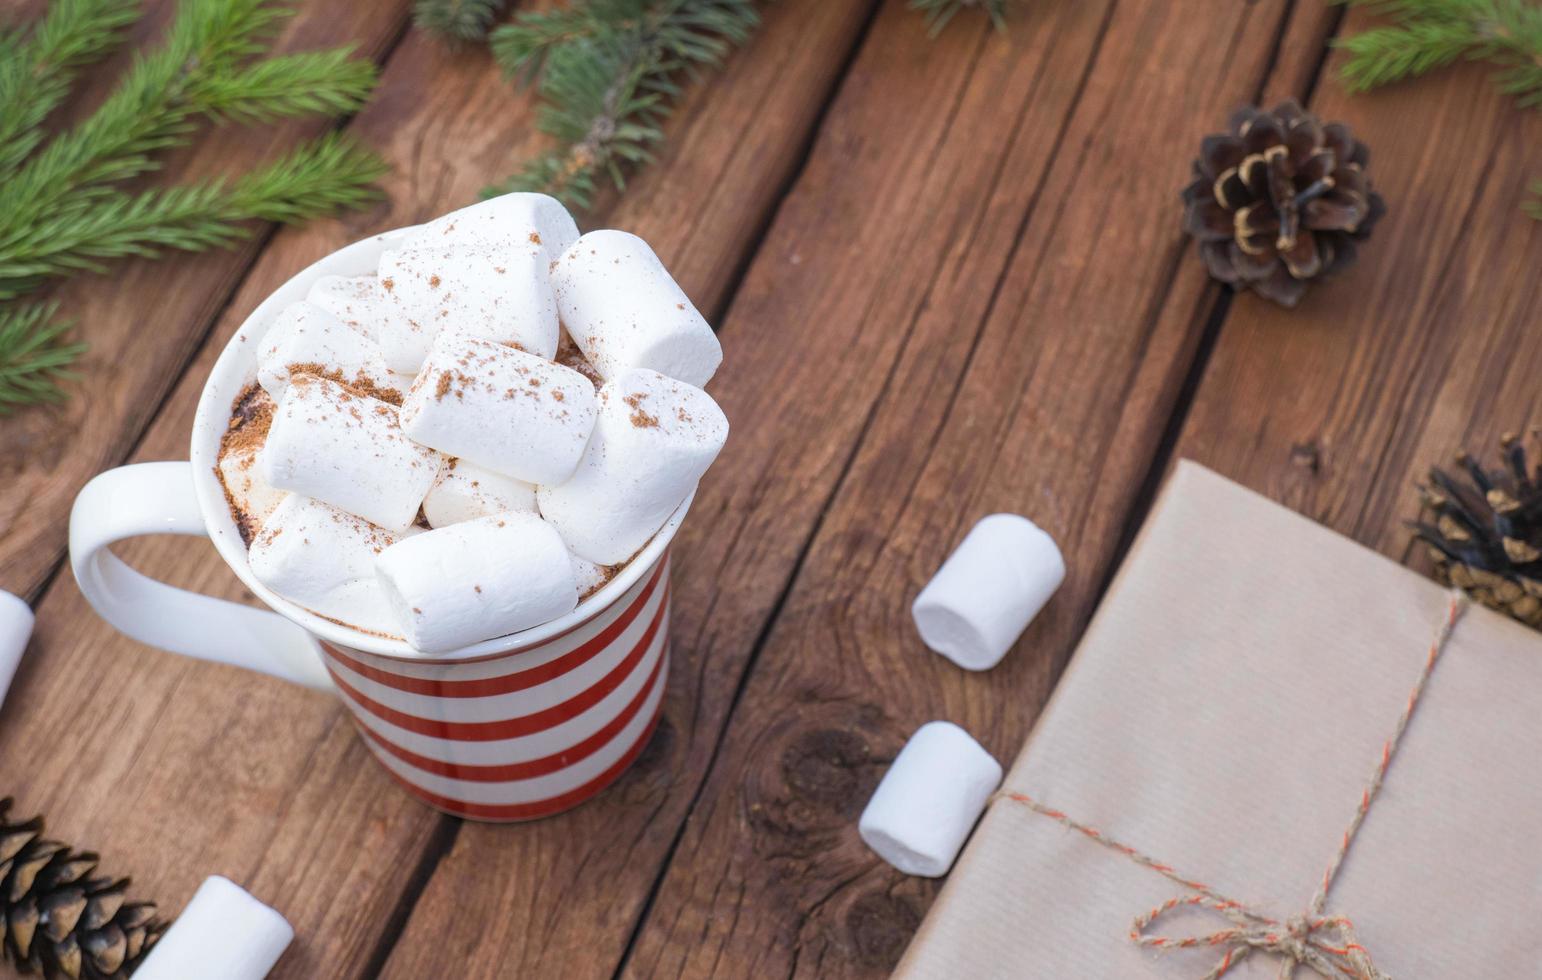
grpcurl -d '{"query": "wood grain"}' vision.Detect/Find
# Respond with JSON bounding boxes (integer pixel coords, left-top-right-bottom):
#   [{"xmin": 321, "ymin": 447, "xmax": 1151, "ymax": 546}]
[
  {"xmin": 375, "ymin": 1, "xmax": 881, "ymax": 976},
  {"xmin": 0, "ymin": 2, "xmax": 874, "ymax": 978},
  {"xmin": 1173, "ymin": 12, "xmax": 1542, "ymax": 567},
  {"xmin": 0, "ymin": 0, "xmax": 413, "ymax": 598},
  {"xmin": 614, "ymin": 1, "xmax": 1333, "ymax": 976}
]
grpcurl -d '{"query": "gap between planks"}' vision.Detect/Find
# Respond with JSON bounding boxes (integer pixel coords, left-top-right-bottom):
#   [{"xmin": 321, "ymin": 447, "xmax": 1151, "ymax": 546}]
[{"xmin": 350, "ymin": 4, "xmax": 894, "ymax": 976}]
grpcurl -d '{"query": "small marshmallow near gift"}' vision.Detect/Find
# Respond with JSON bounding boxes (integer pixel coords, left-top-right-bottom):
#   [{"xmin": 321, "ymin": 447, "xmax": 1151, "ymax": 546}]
[
  {"xmin": 219, "ymin": 193, "xmax": 728, "ymax": 654},
  {"xmin": 857, "ymin": 514, "xmax": 1066, "ymax": 877}
]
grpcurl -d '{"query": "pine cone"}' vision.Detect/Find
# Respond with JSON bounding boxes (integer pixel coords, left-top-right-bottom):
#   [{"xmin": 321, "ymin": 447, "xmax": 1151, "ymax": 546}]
[
  {"xmin": 0, "ymin": 799, "xmax": 163, "ymax": 979},
  {"xmin": 1413, "ymin": 435, "xmax": 1542, "ymax": 629},
  {"xmin": 1182, "ymin": 100, "xmax": 1385, "ymax": 308}
]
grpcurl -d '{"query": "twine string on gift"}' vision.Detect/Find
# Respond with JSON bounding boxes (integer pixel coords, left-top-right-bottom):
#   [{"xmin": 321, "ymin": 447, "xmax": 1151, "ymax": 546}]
[{"xmin": 995, "ymin": 590, "xmax": 1469, "ymax": 980}]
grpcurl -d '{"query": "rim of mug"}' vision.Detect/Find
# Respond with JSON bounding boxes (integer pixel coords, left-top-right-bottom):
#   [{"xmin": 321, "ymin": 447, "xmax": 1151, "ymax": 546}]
[{"xmin": 189, "ymin": 225, "xmax": 693, "ymax": 663}]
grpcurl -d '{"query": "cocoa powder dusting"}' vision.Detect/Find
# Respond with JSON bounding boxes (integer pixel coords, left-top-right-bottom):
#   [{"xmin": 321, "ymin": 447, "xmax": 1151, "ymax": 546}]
[
  {"xmin": 287, "ymin": 362, "xmax": 403, "ymax": 406},
  {"xmin": 216, "ymin": 383, "xmax": 276, "ymax": 546},
  {"xmin": 434, "ymin": 371, "xmax": 453, "ymax": 401},
  {"xmin": 624, "ymin": 391, "xmax": 660, "ymax": 428}
]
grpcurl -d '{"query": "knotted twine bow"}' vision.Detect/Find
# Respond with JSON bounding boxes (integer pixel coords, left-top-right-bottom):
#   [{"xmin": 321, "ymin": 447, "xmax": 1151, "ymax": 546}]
[{"xmin": 996, "ymin": 591, "xmax": 1469, "ymax": 979}]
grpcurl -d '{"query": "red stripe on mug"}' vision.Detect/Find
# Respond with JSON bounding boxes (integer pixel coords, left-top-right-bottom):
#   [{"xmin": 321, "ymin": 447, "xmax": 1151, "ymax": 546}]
[
  {"xmin": 321, "ymin": 560, "xmax": 668, "ymax": 698},
  {"xmin": 325, "ymin": 586, "xmax": 669, "ymax": 742},
  {"xmin": 358, "ymin": 644, "xmax": 666, "ymax": 782},
  {"xmin": 378, "ymin": 710, "xmax": 664, "ymax": 821}
]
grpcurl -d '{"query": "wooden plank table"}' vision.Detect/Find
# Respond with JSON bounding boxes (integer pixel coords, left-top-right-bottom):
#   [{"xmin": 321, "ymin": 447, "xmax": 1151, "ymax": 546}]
[{"xmin": 3, "ymin": 1, "xmax": 1538, "ymax": 976}]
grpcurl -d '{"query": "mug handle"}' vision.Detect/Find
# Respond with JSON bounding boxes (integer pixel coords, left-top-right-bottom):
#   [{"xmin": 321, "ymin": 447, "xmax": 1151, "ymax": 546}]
[{"xmin": 69, "ymin": 461, "xmax": 332, "ymax": 691}]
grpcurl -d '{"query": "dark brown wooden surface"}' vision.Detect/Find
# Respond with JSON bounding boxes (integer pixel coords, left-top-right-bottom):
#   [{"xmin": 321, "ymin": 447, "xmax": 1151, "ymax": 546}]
[{"xmin": 2, "ymin": 0, "xmax": 1539, "ymax": 977}]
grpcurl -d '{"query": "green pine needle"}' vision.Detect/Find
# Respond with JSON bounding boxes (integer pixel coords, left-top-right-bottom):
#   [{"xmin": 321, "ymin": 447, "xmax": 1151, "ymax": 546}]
[
  {"xmin": 0, "ymin": 0, "xmax": 386, "ymax": 411},
  {"xmin": 1336, "ymin": 1, "xmax": 1542, "ymax": 100},
  {"xmin": 0, "ymin": 135, "xmax": 386, "ymax": 300},
  {"xmin": 1336, "ymin": 1, "xmax": 1542, "ymax": 219},
  {"xmin": 483, "ymin": 0, "xmax": 759, "ymax": 209},
  {"xmin": 908, "ymin": 0, "xmax": 1008, "ymax": 36},
  {"xmin": 192, "ymin": 47, "xmax": 379, "ymax": 123},
  {"xmin": 0, "ymin": 303, "xmax": 84, "ymax": 413},
  {"xmin": 0, "ymin": 0, "xmax": 140, "ymax": 178},
  {"xmin": 413, "ymin": 0, "xmax": 507, "ymax": 43}
]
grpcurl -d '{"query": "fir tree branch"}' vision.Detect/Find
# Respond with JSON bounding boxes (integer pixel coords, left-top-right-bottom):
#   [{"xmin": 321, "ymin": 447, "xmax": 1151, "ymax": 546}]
[
  {"xmin": 0, "ymin": 0, "xmax": 373, "ymax": 239},
  {"xmin": 191, "ymin": 47, "xmax": 379, "ymax": 123},
  {"xmin": 0, "ymin": 0, "xmax": 387, "ymax": 412},
  {"xmin": 1337, "ymin": 0, "xmax": 1542, "ymax": 100},
  {"xmin": 484, "ymin": 0, "xmax": 759, "ymax": 209},
  {"xmin": 0, "ymin": 0, "xmax": 140, "ymax": 178},
  {"xmin": 413, "ymin": 0, "xmax": 508, "ymax": 44},
  {"xmin": 0, "ymin": 303, "xmax": 83, "ymax": 413},
  {"xmin": 909, "ymin": 0, "xmax": 1008, "ymax": 36},
  {"xmin": 1336, "ymin": 1, "xmax": 1542, "ymax": 219},
  {"xmin": 0, "ymin": 134, "xmax": 385, "ymax": 300}
]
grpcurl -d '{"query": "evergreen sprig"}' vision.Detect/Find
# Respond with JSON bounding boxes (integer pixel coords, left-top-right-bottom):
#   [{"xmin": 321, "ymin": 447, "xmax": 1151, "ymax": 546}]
[
  {"xmin": 1338, "ymin": 0, "xmax": 1542, "ymax": 101},
  {"xmin": 0, "ymin": 303, "xmax": 83, "ymax": 413},
  {"xmin": 482, "ymin": 0, "xmax": 760, "ymax": 209},
  {"xmin": 909, "ymin": 0, "xmax": 1008, "ymax": 36},
  {"xmin": 0, "ymin": 0, "xmax": 139, "ymax": 176},
  {"xmin": 412, "ymin": 0, "xmax": 507, "ymax": 44},
  {"xmin": 0, "ymin": 0, "xmax": 385, "ymax": 411},
  {"xmin": 1335, "ymin": 1, "xmax": 1542, "ymax": 217}
]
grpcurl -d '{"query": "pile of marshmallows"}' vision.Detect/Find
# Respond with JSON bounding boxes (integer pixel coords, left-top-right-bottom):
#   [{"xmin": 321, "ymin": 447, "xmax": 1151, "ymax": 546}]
[
  {"xmin": 225, "ymin": 193, "xmax": 728, "ymax": 653},
  {"xmin": 859, "ymin": 514, "xmax": 1064, "ymax": 878}
]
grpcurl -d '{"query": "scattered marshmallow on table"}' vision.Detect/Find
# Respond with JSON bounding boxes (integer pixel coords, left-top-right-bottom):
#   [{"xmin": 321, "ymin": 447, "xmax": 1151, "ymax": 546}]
[
  {"xmin": 912, "ymin": 513, "xmax": 1065, "ymax": 671},
  {"xmin": 255, "ymin": 301, "xmax": 403, "ymax": 403},
  {"xmin": 261, "ymin": 374, "xmax": 442, "ymax": 532},
  {"xmin": 551, "ymin": 230, "xmax": 722, "ymax": 387},
  {"xmin": 859, "ymin": 721, "xmax": 1002, "ymax": 878},
  {"xmin": 132, "ymin": 876, "xmax": 292, "ymax": 980},
  {"xmin": 400, "ymin": 333, "xmax": 597, "ymax": 487},
  {"xmin": 0, "ymin": 590, "xmax": 34, "ymax": 710},
  {"xmin": 305, "ymin": 274, "xmax": 384, "ymax": 341},
  {"xmin": 538, "ymin": 367, "xmax": 728, "ymax": 565},
  {"xmin": 422, "ymin": 459, "xmax": 537, "ymax": 528},
  {"xmin": 407, "ymin": 192, "xmax": 580, "ymax": 264},
  {"xmin": 377, "ymin": 243, "xmax": 558, "ymax": 372},
  {"xmin": 375, "ymin": 511, "xmax": 578, "ymax": 653},
  {"xmin": 248, "ymin": 495, "xmax": 418, "ymax": 637}
]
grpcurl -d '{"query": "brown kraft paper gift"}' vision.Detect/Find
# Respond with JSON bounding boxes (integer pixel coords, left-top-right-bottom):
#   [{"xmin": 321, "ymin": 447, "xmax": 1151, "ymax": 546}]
[{"xmin": 894, "ymin": 461, "xmax": 1542, "ymax": 978}]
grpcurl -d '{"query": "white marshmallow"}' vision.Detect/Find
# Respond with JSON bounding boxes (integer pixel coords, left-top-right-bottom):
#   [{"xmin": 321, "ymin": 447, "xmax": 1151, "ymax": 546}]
[
  {"xmin": 0, "ymin": 590, "xmax": 33, "ymax": 711},
  {"xmin": 248, "ymin": 495, "xmax": 417, "ymax": 637},
  {"xmin": 375, "ymin": 512, "xmax": 578, "ymax": 653},
  {"xmin": 538, "ymin": 368, "xmax": 727, "ymax": 565},
  {"xmin": 423, "ymin": 459, "xmax": 537, "ymax": 528},
  {"xmin": 912, "ymin": 514, "xmax": 1065, "ymax": 671},
  {"xmin": 858, "ymin": 721, "xmax": 1002, "ymax": 877},
  {"xmin": 217, "ymin": 442, "xmax": 287, "ymax": 536},
  {"xmin": 256, "ymin": 301, "xmax": 404, "ymax": 403},
  {"xmin": 551, "ymin": 230, "xmax": 722, "ymax": 387},
  {"xmin": 571, "ymin": 553, "xmax": 611, "ymax": 599},
  {"xmin": 407, "ymin": 192, "xmax": 580, "ymax": 263},
  {"xmin": 377, "ymin": 243, "xmax": 558, "ymax": 372},
  {"xmin": 132, "ymin": 876, "xmax": 293, "ymax": 980},
  {"xmin": 306, "ymin": 274, "xmax": 385, "ymax": 341},
  {"xmin": 261, "ymin": 375, "xmax": 442, "ymax": 532},
  {"xmin": 400, "ymin": 334, "xmax": 597, "ymax": 487}
]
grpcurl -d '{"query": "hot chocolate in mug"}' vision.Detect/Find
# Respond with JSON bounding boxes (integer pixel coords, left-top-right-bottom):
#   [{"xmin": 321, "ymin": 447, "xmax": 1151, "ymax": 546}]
[{"xmin": 68, "ymin": 227, "xmax": 683, "ymax": 821}]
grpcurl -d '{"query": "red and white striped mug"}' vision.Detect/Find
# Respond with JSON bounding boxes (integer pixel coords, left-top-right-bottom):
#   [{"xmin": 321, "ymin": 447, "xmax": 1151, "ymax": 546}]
[{"xmin": 67, "ymin": 228, "xmax": 684, "ymax": 821}]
